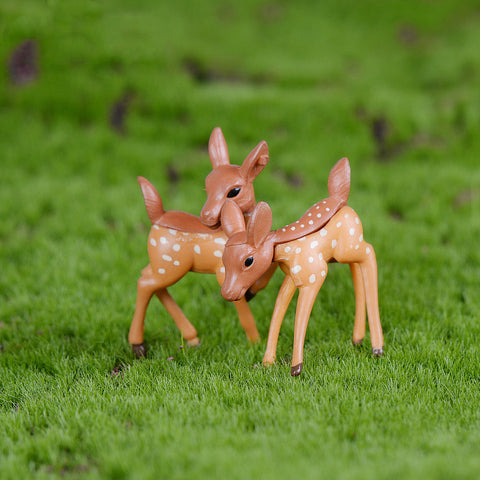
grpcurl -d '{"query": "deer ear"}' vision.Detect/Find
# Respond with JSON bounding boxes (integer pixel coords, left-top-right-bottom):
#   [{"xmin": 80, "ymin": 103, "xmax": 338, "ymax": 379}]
[
  {"xmin": 208, "ymin": 127, "xmax": 230, "ymax": 169},
  {"xmin": 247, "ymin": 201, "xmax": 272, "ymax": 247},
  {"xmin": 221, "ymin": 199, "xmax": 246, "ymax": 238},
  {"xmin": 240, "ymin": 141, "xmax": 269, "ymax": 182}
]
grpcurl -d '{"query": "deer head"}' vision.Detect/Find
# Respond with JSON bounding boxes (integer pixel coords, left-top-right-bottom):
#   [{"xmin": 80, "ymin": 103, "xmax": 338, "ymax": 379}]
[
  {"xmin": 220, "ymin": 200, "xmax": 275, "ymax": 301},
  {"xmin": 200, "ymin": 127, "xmax": 269, "ymax": 227}
]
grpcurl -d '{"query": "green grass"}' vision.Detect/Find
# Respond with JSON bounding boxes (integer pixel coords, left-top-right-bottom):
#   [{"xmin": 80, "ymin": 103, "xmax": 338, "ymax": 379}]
[{"xmin": 1, "ymin": 0, "xmax": 480, "ymax": 478}]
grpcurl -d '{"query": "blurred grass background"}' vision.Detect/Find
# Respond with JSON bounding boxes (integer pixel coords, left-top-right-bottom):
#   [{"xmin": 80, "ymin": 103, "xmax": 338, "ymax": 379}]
[{"xmin": 1, "ymin": 1, "xmax": 480, "ymax": 479}]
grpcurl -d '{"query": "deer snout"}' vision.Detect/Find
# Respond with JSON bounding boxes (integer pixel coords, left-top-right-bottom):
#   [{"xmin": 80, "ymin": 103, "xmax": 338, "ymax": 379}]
[
  {"xmin": 221, "ymin": 278, "xmax": 245, "ymax": 302},
  {"xmin": 200, "ymin": 205, "xmax": 221, "ymax": 227}
]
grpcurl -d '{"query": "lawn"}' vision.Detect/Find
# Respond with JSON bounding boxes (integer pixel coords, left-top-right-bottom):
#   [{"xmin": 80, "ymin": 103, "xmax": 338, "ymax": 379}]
[{"xmin": 1, "ymin": 1, "xmax": 480, "ymax": 478}]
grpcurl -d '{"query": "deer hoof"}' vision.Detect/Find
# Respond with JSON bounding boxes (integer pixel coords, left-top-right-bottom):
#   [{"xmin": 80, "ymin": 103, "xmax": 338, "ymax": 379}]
[
  {"xmin": 372, "ymin": 347, "xmax": 384, "ymax": 357},
  {"xmin": 187, "ymin": 337, "xmax": 200, "ymax": 347},
  {"xmin": 353, "ymin": 339, "xmax": 363, "ymax": 347},
  {"xmin": 291, "ymin": 363, "xmax": 303, "ymax": 376},
  {"xmin": 245, "ymin": 289, "xmax": 256, "ymax": 302},
  {"xmin": 131, "ymin": 343, "xmax": 147, "ymax": 358}
]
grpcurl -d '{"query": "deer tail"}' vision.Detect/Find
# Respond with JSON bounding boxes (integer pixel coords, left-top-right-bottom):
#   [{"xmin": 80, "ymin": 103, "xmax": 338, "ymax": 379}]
[
  {"xmin": 137, "ymin": 176, "xmax": 164, "ymax": 224},
  {"xmin": 327, "ymin": 157, "xmax": 351, "ymax": 204}
]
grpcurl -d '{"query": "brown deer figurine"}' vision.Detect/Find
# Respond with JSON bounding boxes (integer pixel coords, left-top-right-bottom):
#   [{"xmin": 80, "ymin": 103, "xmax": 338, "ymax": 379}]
[
  {"xmin": 129, "ymin": 128, "xmax": 271, "ymax": 357},
  {"xmin": 220, "ymin": 158, "xmax": 384, "ymax": 376}
]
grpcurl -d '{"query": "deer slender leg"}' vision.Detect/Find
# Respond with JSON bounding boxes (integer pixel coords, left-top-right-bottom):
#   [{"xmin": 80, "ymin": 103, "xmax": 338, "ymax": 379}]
[
  {"xmin": 350, "ymin": 263, "xmax": 366, "ymax": 346},
  {"xmin": 246, "ymin": 262, "xmax": 278, "ymax": 300},
  {"xmin": 216, "ymin": 269, "xmax": 259, "ymax": 342},
  {"xmin": 129, "ymin": 273, "xmax": 164, "ymax": 357},
  {"xmin": 155, "ymin": 289, "xmax": 199, "ymax": 346},
  {"xmin": 359, "ymin": 244, "xmax": 384, "ymax": 356},
  {"xmin": 291, "ymin": 280, "xmax": 324, "ymax": 376},
  {"xmin": 263, "ymin": 275, "xmax": 297, "ymax": 366}
]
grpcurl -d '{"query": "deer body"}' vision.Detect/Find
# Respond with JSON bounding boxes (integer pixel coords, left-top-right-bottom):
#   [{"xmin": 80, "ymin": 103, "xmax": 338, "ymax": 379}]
[
  {"xmin": 128, "ymin": 128, "xmax": 272, "ymax": 357},
  {"xmin": 220, "ymin": 158, "xmax": 384, "ymax": 376}
]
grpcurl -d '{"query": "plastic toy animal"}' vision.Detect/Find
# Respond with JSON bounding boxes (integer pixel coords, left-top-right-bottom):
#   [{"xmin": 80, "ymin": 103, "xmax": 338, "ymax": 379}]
[
  {"xmin": 220, "ymin": 158, "xmax": 384, "ymax": 376},
  {"xmin": 128, "ymin": 128, "xmax": 270, "ymax": 357}
]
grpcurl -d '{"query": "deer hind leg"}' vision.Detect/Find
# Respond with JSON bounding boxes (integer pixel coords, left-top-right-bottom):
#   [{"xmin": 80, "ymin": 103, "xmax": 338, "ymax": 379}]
[
  {"xmin": 350, "ymin": 263, "xmax": 366, "ymax": 346},
  {"xmin": 129, "ymin": 270, "xmax": 164, "ymax": 357},
  {"xmin": 291, "ymin": 278, "xmax": 325, "ymax": 376},
  {"xmin": 358, "ymin": 243, "xmax": 384, "ymax": 356},
  {"xmin": 215, "ymin": 270, "xmax": 259, "ymax": 343},
  {"xmin": 129, "ymin": 271, "xmax": 199, "ymax": 358},
  {"xmin": 155, "ymin": 289, "xmax": 199, "ymax": 346}
]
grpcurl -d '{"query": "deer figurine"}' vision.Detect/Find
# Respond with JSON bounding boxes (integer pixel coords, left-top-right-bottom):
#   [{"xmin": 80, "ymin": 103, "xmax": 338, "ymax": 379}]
[
  {"xmin": 220, "ymin": 157, "xmax": 384, "ymax": 376},
  {"xmin": 129, "ymin": 128, "xmax": 272, "ymax": 357}
]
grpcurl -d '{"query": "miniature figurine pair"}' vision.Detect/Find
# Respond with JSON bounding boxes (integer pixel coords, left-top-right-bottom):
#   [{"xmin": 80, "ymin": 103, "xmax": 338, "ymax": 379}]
[{"xmin": 129, "ymin": 128, "xmax": 383, "ymax": 375}]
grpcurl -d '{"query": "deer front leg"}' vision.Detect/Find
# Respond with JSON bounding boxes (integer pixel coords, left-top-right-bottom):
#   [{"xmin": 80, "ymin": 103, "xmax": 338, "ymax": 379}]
[
  {"xmin": 216, "ymin": 269, "xmax": 260, "ymax": 342},
  {"xmin": 291, "ymin": 280, "xmax": 324, "ymax": 376},
  {"xmin": 246, "ymin": 262, "xmax": 278, "ymax": 301},
  {"xmin": 263, "ymin": 275, "xmax": 297, "ymax": 367},
  {"xmin": 350, "ymin": 263, "xmax": 366, "ymax": 346},
  {"xmin": 359, "ymin": 244, "xmax": 384, "ymax": 356}
]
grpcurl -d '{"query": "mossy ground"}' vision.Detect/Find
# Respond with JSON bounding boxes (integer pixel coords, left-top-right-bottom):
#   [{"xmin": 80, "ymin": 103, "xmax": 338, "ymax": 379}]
[{"xmin": 1, "ymin": 1, "xmax": 480, "ymax": 478}]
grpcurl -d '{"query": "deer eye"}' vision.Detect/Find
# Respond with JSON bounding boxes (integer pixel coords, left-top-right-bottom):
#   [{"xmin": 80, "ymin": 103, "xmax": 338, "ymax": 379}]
[
  {"xmin": 244, "ymin": 256, "xmax": 254, "ymax": 267},
  {"xmin": 227, "ymin": 187, "xmax": 241, "ymax": 198}
]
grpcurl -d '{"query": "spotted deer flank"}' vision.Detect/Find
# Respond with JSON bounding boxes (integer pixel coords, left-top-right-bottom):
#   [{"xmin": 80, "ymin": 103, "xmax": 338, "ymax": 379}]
[
  {"xmin": 128, "ymin": 127, "xmax": 274, "ymax": 358},
  {"xmin": 220, "ymin": 157, "xmax": 384, "ymax": 376}
]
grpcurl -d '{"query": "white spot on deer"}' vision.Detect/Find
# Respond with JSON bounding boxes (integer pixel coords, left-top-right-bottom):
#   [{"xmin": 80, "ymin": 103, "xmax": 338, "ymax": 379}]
[
  {"xmin": 308, "ymin": 257, "xmax": 314, "ymax": 263},
  {"xmin": 366, "ymin": 247, "xmax": 371, "ymax": 254},
  {"xmin": 198, "ymin": 233, "xmax": 208, "ymax": 239},
  {"xmin": 317, "ymin": 213, "xmax": 322, "ymax": 218},
  {"xmin": 150, "ymin": 238, "xmax": 157, "ymax": 247},
  {"xmin": 158, "ymin": 268, "xmax": 165, "ymax": 274},
  {"xmin": 168, "ymin": 229, "xmax": 177, "ymax": 235},
  {"xmin": 359, "ymin": 234, "xmax": 363, "ymax": 242},
  {"xmin": 172, "ymin": 261, "xmax": 179, "ymax": 266},
  {"xmin": 296, "ymin": 220, "xmax": 299, "ymax": 224},
  {"xmin": 318, "ymin": 253, "xmax": 323, "ymax": 261},
  {"xmin": 308, "ymin": 212, "xmax": 312, "ymax": 216},
  {"xmin": 194, "ymin": 245, "xmax": 201, "ymax": 254},
  {"xmin": 309, "ymin": 274, "xmax": 316, "ymax": 284},
  {"xmin": 326, "ymin": 208, "xmax": 330, "ymax": 212},
  {"xmin": 349, "ymin": 228, "xmax": 355, "ymax": 236},
  {"xmin": 321, "ymin": 270, "xmax": 326, "ymax": 277},
  {"xmin": 320, "ymin": 229, "xmax": 327, "ymax": 237},
  {"xmin": 214, "ymin": 237, "xmax": 226, "ymax": 245},
  {"xmin": 220, "ymin": 266, "xmax": 225, "ymax": 273},
  {"xmin": 309, "ymin": 220, "xmax": 313, "ymax": 225},
  {"xmin": 298, "ymin": 237, "xmax": 306, "ymax": 242},
  {"xmin": 160, "ymin": 237, "xmax": 167, "ymax": 244},
  {"xmin": 355, "ymin": 245, "xmax": 359, "ymax": 250},
  {"xmin": 336, "ymin": 222, "xmax": 342, "ymax": 228},
  {"xmin": 344, "ymin": 213, "xmax": 349, "ymax": 219},
  {"xmin": 173, "ymin": 244, "xmax": 181, "ymax": 252},
  {"xmin": 291, "ymin": 265, "xmax": 302, "ymax": 274},
  {"xmin": 295, "ymin": 247, "xmax": 302, "ymax": 254},
  {"xmin": 322, "ymin": 201, "xmax": 326, "ymax": 204},
  {"xmin": 311, "ymin": 240, "xmax": 318, "ymax": 248},
  {"xmin": 153, "ymin": 225, "xmax": 160, "ymax": 230},
  {"xmin": 291, "ymin": 226, "xmax": 296, "ymax": 231},
  {"xmin": 316, "ymin": 205, "xmax": 319, "ymax": 209},
  {"xmin": 355, "ymin": 217, "xmax": 360, "ymax": 224},
  {"xmin": 182, "ymin": 232, "xmax": 189, "ymax": 236},
  {"xmin": 282, "ymin": 228, "xmax": 286, "ymax": 232},
  {"xmin": 162, "ymin": 254, "xmax": 172, "ymax": 262},
  {"xmin": 214, "ymin": 250, "xmax": 222, "ymax": 258},
  {"xmin": 301, "ymin": 224, "xmax": 304, "ymax": 228},
  {"xmin": 285, "ymin": 246, "xmax": 291, "ymax": 253},
  {"xmin": 332, "ymin": 240, "xmax": 337, "ymax": 248}
]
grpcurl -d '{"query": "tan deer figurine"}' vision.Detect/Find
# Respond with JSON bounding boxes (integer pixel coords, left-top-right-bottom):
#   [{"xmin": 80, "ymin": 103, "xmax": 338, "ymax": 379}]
[
  {"xmin": 220, "ymin": 158, "xmax": 384, "ymax": 376},
  {"xmin": 129, "ymin": 128, "xmax": 271, "ymax": 357}
]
